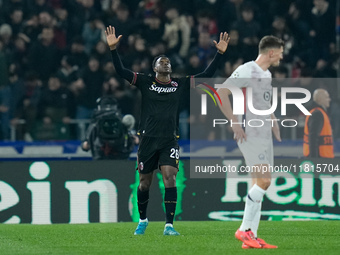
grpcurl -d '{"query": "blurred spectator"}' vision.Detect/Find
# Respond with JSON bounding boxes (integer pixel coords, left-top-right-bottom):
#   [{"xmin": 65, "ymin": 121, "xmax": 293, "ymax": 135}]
[
  {"xmin": 0, "ymin": 24, "xmax": 13, "ymax": 53},
  {"xmin": 22, "ymin": 13, "xmax": 40, "ymax": 41},
  {"xmin": 27, "ymin": 27, "xmax": 60, "ymax": 82},
  {"xmin": 53, "ymin": 7, "xmax": 69, "ymax": 45},
  {"xmin": 76, "ymin": 56, "xmax": 104, "ymax": 120},
  {"xmin": 0, "ymin": 67, "xmax": 24, "ymax": 140},
  {"xmin": 190, "ymin": 32, "xmax": 215, "ymax": 67},
  {"xmin": 141, "ymin": 14, "xmax": 164, "ymax": 45},
  {"xmin": 27, "ymin": 0, "xmax": 51, "ymax": 16},
  {"xmin": 185, "ymin": 53, "xmax": 204, "ymax": 75},
  {"xmin": 102, "ymin": 76, "xmax": 135, "ymax": 116},
  {"xmin": 0, "ymin": 0, "xmax": 26, "ymax": 25},
  {"xmin": 314, "ymin": 58, "xmax": 337, "ymax": 78},
  {"xmin": 34, "ymin": 75, "xmax": 75, "ymax": 140},
  {"xmin": 56, "ymin": 55, "xmax": 79, "ymax": 86},
  {"xmin": 185, "ymin": 14, "xmax": 199, "ymax": 49},
  {"xmin": 228, "ymin": 29, "xmax": 243, "ymax": 60},
  {"xmin": 268, "ymin": 16, "xmax": 294, "ymax": 61},
  {"xmin": 91, "ymin": 40, "xmax": 111, "ymax": 65},
  {"xmin": 162, "ymin": 6, "xmax": 191, "ymax": 59},
  {"xmin": 68, "ymin": 77, "xmax": 85, "ymax": 98},
  {"xmin": 231, "ymin": 3, "xmax": 261, "ymax": 61},
  {"xmin": 310, "ymin": 0, "xmax": 335, "ymax": 63},
  {"xmin": 38, "ymin": 10, "xmax": 54, "ymax": 28},
  {"xmin": 65, "ymin": 0, "xmax": 94, "ymax": 39},
  {"xmin": 286, "ymin": 2, "xmax": 313, "ymax": 66},
  {"xmin": 219, "ymin": 29, "xmax": 243, "ymax": 73},
  {"xmin": 196, "ymin": 10, "xmax": 218, "ymax": 37},
  {"xmin": 215, "ymin": 0, "xmax": 243, "ymax": 31},
  {"xmin": 124, "ymin": 35, "xmax": 149, "ymax": 72},
  {"xmin": 135, "ymin": 0, "xmax": 163, "ymax": 19},
  {"xmin": 219, "ymin": 58, "xmax": 243, "ymax": 79},
  {"xmin": 9, "ymin": 8, "xmax": 24, "ymax": 36},
  {"xmin": 38, "ymin": 10, "xmax": 67, "ymax": 50},
  {"xmin": 104, "ymin": 0, "xmax": 122, "ymax": 17},
  {"xmin": 102, "ymin": 58, "xmax": 116, "ymax": 76},
  {"xmin": 82, "ymin": 15, "xmax": 105, "ymax": 54},
  {"xmin": 6, "ymin": 63, "xmax": 25, "ymax": 106},
  {"xmin": 106, "ymin": 3, "xmax": 135, "ymax": 53},
  {"xmin": 67, "ymin": 37, "xmax": 88, "ymax": 70},
  {"xmin": 148, "ymin": 41, "xmax": 167, "ymax": 62},
  {"xmin": 12, "ymin": 72, "xmax": 42, "ymax": 141},
  {"xmin": 9, "ymin": 33, "xmax": 30, "ymax": 74}
]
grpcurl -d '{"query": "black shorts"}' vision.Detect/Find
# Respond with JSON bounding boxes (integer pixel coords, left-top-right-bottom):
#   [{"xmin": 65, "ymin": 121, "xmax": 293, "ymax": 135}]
[{"xmin": 137, "ymin": 136, "xmax": 179, "ymax": 174}]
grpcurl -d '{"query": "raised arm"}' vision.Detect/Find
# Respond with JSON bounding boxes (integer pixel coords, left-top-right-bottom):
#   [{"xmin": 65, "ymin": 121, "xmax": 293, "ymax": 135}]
[
  {"xmin": 194, "ymin": 32, "xmax": 230, "ymax": 78},
  {"xmin": 105, "ymin": 26, "xmax": 134, "ymax": 83}
]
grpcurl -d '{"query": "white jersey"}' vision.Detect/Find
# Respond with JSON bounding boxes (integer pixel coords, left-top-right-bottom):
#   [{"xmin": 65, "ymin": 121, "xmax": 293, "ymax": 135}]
[{"xmin": 224, "ymin": 61, "xmax": 273, "ymax": 139}]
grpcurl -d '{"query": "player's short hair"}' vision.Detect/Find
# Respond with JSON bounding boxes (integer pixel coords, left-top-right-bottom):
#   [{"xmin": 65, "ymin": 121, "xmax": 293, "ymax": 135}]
[
  {"xmin": 152, "ymin": 55, "xmax": 168, "ymax": 69},
  {"xmin": 258, "ymin": 36, "xmax": 284, "ymax": 53}
]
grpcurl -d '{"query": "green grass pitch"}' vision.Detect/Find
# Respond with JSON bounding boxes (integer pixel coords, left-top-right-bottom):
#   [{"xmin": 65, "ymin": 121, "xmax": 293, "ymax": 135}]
[{"xmin": 0, "ymin": 221, "xmax": 339, "ymax": 255}]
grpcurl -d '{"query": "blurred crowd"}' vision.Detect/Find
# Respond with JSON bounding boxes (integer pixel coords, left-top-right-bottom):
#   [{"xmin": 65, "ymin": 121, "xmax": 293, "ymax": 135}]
[{"xmin": 0, "ymin": 0, "xmax": 339, "ymax": 141}]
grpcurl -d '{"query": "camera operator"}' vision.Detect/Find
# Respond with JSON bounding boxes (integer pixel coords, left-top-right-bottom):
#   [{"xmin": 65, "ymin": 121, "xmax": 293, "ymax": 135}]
[{"xmin": 81, "ymin": 96, "xmax": 137, "ymax": 159}]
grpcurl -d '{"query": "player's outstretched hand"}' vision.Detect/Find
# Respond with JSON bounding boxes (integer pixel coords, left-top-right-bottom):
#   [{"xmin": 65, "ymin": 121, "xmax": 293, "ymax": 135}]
[
  {"xmin": 213, "ymin": 32, "xmax": 230, "ymax": 54},
  {"xmin": 105, "ymin": 25, "xmax": 122, "ymax": 50},
  {"xmin": 232, "ymin": 123, "xmax": 247, "ymax": 143}
]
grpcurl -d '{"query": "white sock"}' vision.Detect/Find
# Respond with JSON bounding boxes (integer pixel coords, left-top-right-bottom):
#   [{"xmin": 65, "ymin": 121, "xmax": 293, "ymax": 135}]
[
  {"xmin": 139, "ymin": 218, "xmax": 148, "ymax": 223},
  {"xmin": 251, "ymin": 202, "xmax": 262, "ymax": 238},
  {"xmin": 239, "ymin": 184, "xmax": 265, "ymax": 232},
  {"xmin": 165, "ymin": 223, "xmax": 173, "ymax": 228}
]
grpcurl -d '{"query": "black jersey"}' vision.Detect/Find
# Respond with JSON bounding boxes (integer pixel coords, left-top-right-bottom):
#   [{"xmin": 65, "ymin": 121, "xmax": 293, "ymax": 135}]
[
  {"xmin": 132, "ymin": 73, "xmax": 190, "ymax": 137},
  {"xmin": 110, "ymin": 49, "xmax": 223, "ymax": 138}
]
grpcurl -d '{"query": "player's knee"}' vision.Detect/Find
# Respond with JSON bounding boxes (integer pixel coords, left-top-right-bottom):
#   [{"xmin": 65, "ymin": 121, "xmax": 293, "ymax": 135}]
[
  {"xmin": 139, "ymin": 181, "xmax": 151, "ymax": 191},
  {"xmin": 258, "ymin": 178, "xmax": 271, "ymax": 190},
  {"xmin": 163, "ymin": 174, "xmax": 176, "ymax": 187}
]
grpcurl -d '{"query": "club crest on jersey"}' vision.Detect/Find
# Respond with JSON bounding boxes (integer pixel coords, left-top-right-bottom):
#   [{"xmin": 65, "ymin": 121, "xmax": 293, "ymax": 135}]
[
  {"xmin": 258, "ymin": 154, "xmax": 265, "ymax": 160},
  {"xmin": 171, "ymin": 81, "xmax": 178, "ymax": 87},
  {"xmin": 138, "ymin": 162, "xmax": 144, "ymax": 171},
  {"xmin": 263, "ymin": 91, "xmax": 271, "ymax": 101},
  {"xmin": 232, "ymin": 72, "xmax": 239, "ymax": 78}
]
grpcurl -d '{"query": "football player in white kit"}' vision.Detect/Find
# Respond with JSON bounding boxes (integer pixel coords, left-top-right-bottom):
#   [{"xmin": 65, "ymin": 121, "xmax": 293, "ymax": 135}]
[{"xmin": 217, "ymin": 36, "xmax": 284, "ymax": 249}]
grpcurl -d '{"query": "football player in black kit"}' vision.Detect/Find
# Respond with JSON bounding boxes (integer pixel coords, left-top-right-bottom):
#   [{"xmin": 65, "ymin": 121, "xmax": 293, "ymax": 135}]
[{"xmin": 105, "ymin": 25, "xmax": 229, "ymax": 235}]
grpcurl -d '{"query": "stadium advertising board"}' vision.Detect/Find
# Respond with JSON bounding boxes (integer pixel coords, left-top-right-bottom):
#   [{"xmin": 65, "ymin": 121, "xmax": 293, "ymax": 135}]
[
  {"xmin": 187, "ymin": 159, "xmax": 340, "ymax": 221},
  {"xmin": 0, "ymin": 160, "xmax": 339, "ymax": 224},
  {"xmin": 0, "ymin": 161, "xmax": 133, "ymax": 224}
]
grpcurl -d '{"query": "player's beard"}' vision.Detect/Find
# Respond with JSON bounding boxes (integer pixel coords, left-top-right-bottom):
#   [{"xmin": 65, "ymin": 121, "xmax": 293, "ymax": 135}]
[{"xmin": 158, "ymin": 68, "xmax": 171, "ymax": 75}]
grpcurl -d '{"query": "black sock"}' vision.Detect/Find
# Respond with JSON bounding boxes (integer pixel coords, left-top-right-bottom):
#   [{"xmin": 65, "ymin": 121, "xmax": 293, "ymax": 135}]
[
  {"xmin": 137, "ymin": 188, "xmax": 149, "ymax": 220},
  {"xmin": 164, "ymin": 187, "xmax": 177, "ymax": 224}
]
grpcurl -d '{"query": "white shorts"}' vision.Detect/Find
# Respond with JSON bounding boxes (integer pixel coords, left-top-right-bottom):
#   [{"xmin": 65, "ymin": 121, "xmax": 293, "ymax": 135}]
[{"xmin": 237, "ymin": 137, "xmax": 273, "ymax": 167}]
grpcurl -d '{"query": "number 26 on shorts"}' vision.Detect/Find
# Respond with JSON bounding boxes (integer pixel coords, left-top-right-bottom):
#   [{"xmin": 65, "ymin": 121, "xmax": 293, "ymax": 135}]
[{"xmin": 170, "ymin": 148, "xmax": 179, "ymax": 159}]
